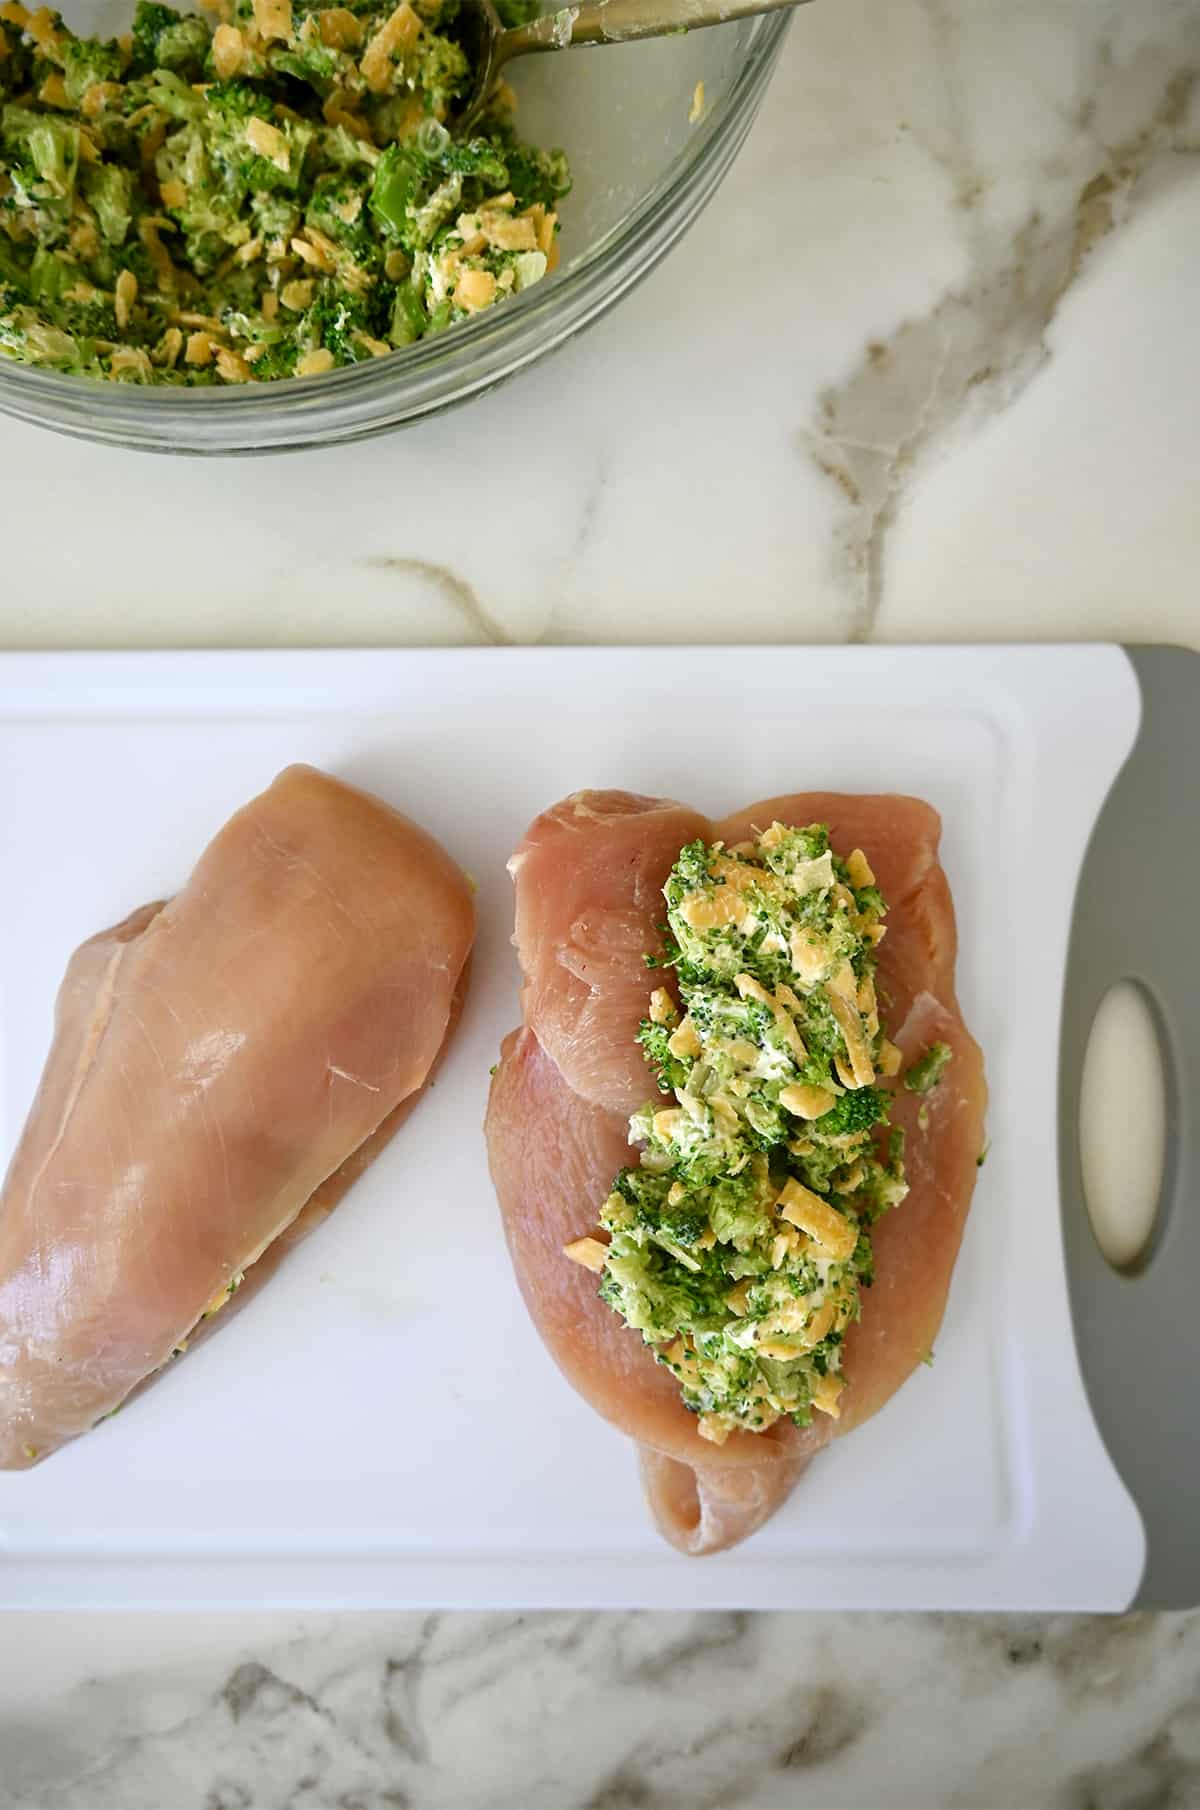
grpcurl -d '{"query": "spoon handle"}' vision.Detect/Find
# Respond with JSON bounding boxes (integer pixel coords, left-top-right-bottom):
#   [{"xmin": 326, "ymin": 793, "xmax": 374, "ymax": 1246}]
[{"xmin": 497, "ymin": 0, "xmax": 813, "ymax": 65}]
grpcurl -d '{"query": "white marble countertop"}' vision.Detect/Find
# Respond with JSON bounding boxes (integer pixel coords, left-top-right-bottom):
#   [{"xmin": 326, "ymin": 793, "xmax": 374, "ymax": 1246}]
[{"xmin": 2, "ymin": 0, "xmax": 1199, "ymax": 1803}]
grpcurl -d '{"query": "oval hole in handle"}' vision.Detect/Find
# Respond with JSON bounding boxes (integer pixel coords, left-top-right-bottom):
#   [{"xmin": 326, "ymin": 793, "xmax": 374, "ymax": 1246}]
[{"xmin": 1079, "ymin": 980, "xmax": 1167, "ymax": 1273}]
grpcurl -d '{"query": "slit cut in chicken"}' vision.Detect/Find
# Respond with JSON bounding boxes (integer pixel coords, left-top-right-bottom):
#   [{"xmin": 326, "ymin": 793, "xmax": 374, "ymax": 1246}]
[
  {"xmin": 0, "ymin": 764, "xmax": 475, "ymax": 1469},
  {"xmin": 486, "ymin": 788, "xmax": 986, "ymax": 1555}
]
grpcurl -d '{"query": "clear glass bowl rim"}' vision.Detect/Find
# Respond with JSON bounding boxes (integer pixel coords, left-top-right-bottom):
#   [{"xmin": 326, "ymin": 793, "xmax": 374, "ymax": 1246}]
[{"xmin": 0, "ymin": 12, "xmax": 791, "ymax": 453}]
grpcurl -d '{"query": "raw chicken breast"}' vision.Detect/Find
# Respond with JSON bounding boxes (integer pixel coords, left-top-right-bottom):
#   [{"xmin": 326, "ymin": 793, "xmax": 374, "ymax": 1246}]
[
  {"xmin": 636, "ymin": 1443, "xmax": 815, "ymax": 1560},
  {"xmin": 510, "ymin": 790, "xmax": 709, "ymax": 1114},
  {"xmin": 486, "ymin": 788, "xmax": 985, "ymax": 1555},
  {"xmin": 0, "ymin": 765, "xmax": 474, "ymax": 1470}
]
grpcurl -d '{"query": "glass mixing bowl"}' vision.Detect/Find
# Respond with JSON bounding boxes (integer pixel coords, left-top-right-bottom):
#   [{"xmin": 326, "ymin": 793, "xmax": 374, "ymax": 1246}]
[{"xmin": 0, "ymin": 7, "xmax": 790, "ymax": 452}]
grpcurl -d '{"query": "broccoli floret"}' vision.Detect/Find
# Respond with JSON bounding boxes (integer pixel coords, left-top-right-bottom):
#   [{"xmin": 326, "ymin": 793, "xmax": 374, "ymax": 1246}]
[
  {"xmin": 636, "ymin": 1018, "xmax": 689, "ymax": 1096},
  {"xmin": 56, "ymin": 289, "xmax": 120, "ymax": 343},
  {"xmin": 250, "ymin": 188, "xmax": 301, "ymax": 240},
  {"xmin": 705, "ymin": 1168, "xmax": 774, "ymax": 1250},
  {"xmin": 301, "ymin": 283, "xmax": 370, "ymax": 359},
  {"xmin": 599, "ymin": 1245, "xmax": 729, "ymax": 1345},
  {"xmin": 904, "ymin": 1043, "xmax": 954, "ymax": 1095},
  {"xmin": 667, "ymin": 840, "xmax": 710, "ymax": 892},
  {"xmin": 815, "ymin": 1086, "xmax": 887, "ymax": 1138},
  {"xmin": 611, "ymin": 1167, "xmax": 710, "ymax": 1255},
  {"xmin": 2, "ymin": 104, "xmax": 80, "ymax": 198},
  {"xmin": 154, "ymin": 116, "xmax": 243, "ymax": 268},
  {"xmin": 609, "ymin": 1164, "xmax": 673, "ymax": 1224},
  {"xmin": 438, "ymin": 133, "xmax": 507, "ymax": 189},
  {"xmin": 488, "ymin": 132, "xmax": 570, "ymax": 208},
  {"xmin": 129, "ymin": 0, "xmax": 177, "ymax": 70},
  {"xmin": 128, "ymin": 1, "xmax": 210, "ymax": 79},
  {"xmin": 196, "ymin": 94, "xmax": 313, "ymax": 198},
  {"xmin": 60, "ymin": 35, "xmax": 124, "ymax": 105},
  {"xmin": 241, "ymin": 335, "xmax": 296, "ymax": 379},
  {"xmin": 203, "ymin": 79, "xmax": 259, "ymax": 119},
  {"xmin": 157, "ymin": 11, "xmax": 210, "ymax": 77},
  {"xmin": 411, "ymin": 34, "xmax": 468, "ymax": 113}
]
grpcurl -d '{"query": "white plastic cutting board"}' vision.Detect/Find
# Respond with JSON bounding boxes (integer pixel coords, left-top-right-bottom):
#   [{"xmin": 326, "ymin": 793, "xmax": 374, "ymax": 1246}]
[{"xmin": 0, "ymin": 646, "xmax": 1146, "ymax": 1609}]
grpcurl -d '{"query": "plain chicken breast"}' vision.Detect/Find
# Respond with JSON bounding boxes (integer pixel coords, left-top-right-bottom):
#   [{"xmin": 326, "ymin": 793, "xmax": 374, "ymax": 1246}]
[
  {"xmin": 486, "ymin": 789, "xmax": 985, "ymax": 1555},
  {"xmin": 0, "ymin": 764, "xmax": 474, "ymax": 1470}
]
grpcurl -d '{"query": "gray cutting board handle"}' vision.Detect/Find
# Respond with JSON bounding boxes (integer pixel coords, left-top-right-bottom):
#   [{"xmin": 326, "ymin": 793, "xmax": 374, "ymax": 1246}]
[{"xmin": 1058, "ymin": 644, "xmax": 1199, "ymax": 1609}]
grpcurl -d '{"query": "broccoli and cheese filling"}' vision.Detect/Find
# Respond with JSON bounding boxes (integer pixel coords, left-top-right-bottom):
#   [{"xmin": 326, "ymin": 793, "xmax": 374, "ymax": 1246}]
[
  {"xmin": 0, "ymin": 0, "xmax": 569, "ymax": 382},
  {"xmin": 566, "ymin": 823, "xmax": 912, "ymax": 1447}
]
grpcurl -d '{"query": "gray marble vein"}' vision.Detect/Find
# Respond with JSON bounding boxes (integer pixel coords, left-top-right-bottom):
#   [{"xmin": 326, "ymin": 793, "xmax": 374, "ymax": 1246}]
[
  {"xmin": 807, "ymin": 4, "xmax": 1200, "ymax": 641},
  {"xmin": 358, "ymin": 560, "xmax": 513, "ymax": 647},
  {"xmin": 2, "ymin": 1611, "xmax": 1198, "ymax": 1810}
]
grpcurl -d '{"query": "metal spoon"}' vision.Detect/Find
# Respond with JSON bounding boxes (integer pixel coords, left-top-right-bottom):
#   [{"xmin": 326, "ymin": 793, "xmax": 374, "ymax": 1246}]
[{"xmin": 452, "ymin": 0, "xmax": 814, "ymax": 136}]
